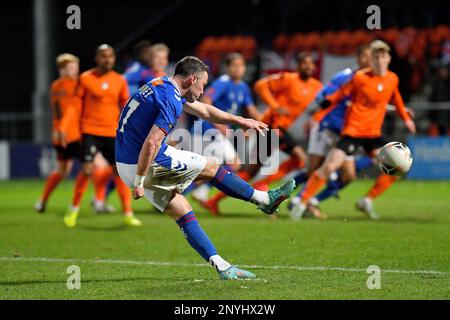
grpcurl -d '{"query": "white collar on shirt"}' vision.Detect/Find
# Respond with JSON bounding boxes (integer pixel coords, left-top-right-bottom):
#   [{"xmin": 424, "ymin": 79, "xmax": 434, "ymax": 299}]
[{"xmin": 168, "ymin": 76, "xmax": 182, "ymax": 96}]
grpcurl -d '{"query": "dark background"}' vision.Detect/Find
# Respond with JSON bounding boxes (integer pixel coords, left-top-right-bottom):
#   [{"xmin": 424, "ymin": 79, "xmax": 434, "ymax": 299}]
[{"xmin": 1, "ymin": 0, "xmax": 449, "ymax": 114}]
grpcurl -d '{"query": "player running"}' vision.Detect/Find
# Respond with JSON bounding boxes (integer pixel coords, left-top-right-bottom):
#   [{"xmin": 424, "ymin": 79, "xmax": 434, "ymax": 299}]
[
  {"xmin": 189, "ymin": 53, "xmax": 262, "ymax": 204},
  {"xmin": 292, "ymin": 40, "xmax": 416, "ymax": 219},
  {"xmin": 35, "ymin": 53, "xmax": 81, "ymax": 213},
  {"xmin": 201, "ymin": 53, "xmax": 322, "ymax": 215},
  {"xmin": 115, "ymin": 56, "xmax": 296, "ymax": 279},
  {"xmin": 64, "ymin": 44, "xmax": 141, "ymax": 227},
  {"xmin": 288, "ymin": 44, "xmax": 374, "ymax": 219}
]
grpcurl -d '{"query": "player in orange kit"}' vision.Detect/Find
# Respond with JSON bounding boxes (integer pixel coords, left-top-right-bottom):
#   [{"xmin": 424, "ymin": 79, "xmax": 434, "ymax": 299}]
[
  {"xmin": 64, "ymin": 44, "xmax": 141, "ymax": 227},
  {"xmin": 201, "ymin": 53, "xmax": 322, "ymax": 215},
  {"xmin": 291, "ymin": 40, "xmax": 416, "ymax": 219},
  {"xmin": 35, "ymin": 53, "xmax": 82, "ymax": 213}
]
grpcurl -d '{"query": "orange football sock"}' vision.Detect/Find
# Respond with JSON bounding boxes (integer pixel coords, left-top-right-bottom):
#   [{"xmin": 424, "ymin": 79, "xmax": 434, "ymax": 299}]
[
  {"xmin": 72, "ymin": 172, "xmax": 90, "ymax": 208},
  {"xmin": 209, "ymin": 191, "xmax": 226, "ymax": 203},
  {"xmin": 367, "ymin": 174, "xmax": 398, "ymax": 199},
  {"xmin": 237, "ymin": 170, "xmax": 252, "ymax": 181},
  {"xmin": 41, "ymin": 171, "xmax": 63, "ymax": 202},
  {"xmin": 92, "ymin": 166, "xmax": 113, "ymax": 202},
  {"xmin": 252, "ymin": 181, "xmax": 270, "ymax": 191},
  {"xmin": 256, "ymin": 156, "xmax": 302, "ymax": 186},
  {"xmin": 114, "ymin": 175, "xmax": 132, "ymax": 216},
  {"xmin": 301, "ymin": 171, "xmax": 327, "ymax": 204}
]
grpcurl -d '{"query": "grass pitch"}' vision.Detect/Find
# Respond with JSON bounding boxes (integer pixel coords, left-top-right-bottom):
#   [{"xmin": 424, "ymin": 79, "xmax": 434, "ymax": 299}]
[{"xmin": 0, "ymin": 179, "xmax": 449, "ymax": 299}]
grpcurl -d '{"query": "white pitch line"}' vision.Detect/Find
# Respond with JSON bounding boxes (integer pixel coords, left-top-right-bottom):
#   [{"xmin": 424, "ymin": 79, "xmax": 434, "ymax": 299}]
[{"xmin": 0, "ymin": 256, "xmax": 449, "ymax": 276}]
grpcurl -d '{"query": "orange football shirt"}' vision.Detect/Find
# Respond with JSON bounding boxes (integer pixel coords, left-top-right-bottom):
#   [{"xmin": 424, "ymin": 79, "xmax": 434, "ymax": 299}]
[
  {"xmin": 77, "ymin": 69, "xmax": 129, "ymax": 138},
  {"xmin": 50, "ymin": 77, "xmax": 81, "ymax": 145},
  {"xmin": 255, "ymin": 72, "xmax": 322, "ymax": 129},
  {"xmin": 327, "ymin": 68, "xmax": 411, "ymax": 138}
]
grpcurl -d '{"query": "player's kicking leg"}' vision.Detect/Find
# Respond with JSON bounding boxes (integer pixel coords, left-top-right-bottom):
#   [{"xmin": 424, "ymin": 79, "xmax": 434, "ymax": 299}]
[
  {"xmin": 194, "ymin": 160, "xmax": 296, "ymax": 278},
  {"xmin": 184, "ymin": 159, "xmax": 296, "ymax": 279},
  {"xmin": 118, "ymin": 147, "xmax": 295, "ymax": 279},
  {"xmin": 201, "ymin": 158, "xmax": 296, "ymax": 215},
  {"xmin": 165, "ymin": 192, "xmax": 256, "ymax": 280}
]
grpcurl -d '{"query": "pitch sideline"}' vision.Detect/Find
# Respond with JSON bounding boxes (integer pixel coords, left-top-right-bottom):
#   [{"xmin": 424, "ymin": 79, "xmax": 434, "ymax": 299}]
[{"xmin": 1, "ymin": 256, "xmax": 449, "ymax": 276}]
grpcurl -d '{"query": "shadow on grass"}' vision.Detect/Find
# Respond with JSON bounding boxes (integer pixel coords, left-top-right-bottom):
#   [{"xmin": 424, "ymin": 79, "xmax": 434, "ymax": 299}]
[
  {"xmin": 0, "ymin": 277, "xmax": 157, "ymax": 287},
  {"xmin": 194, "ymin": 211, "xmax": 284, "ymax": 222},
  {"xmin": 133, "ymin": 208, "xmax": 160, "ymax": 215},
  {"xmin": 310, "ymin": 214, "xmax": 438, "ymax": 224},
  {"xmin": 77, "ymin": 224, "xmax": 130, "ymax": 231},
  {"xmin": 193, "ymin": 210, "xmax": 439, "ymax": 224}
]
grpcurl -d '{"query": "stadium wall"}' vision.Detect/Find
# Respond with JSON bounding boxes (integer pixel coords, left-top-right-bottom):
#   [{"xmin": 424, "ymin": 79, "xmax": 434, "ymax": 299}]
[
  {"xmin": 0, "ymin": 142, "xmax": 80, "ymax": 180},
  {"xmin": 407, "ymin": 137, "xmax": 450, "ymax": 180}
]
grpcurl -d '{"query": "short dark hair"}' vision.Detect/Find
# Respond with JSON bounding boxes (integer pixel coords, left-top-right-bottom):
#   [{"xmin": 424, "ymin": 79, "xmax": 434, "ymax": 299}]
[
  {"xmin": 356, "ymin": 44, "xmax": 371, "ymax": 57},
  {"xmin": 224, "ymin": 52, "xmax": 244, "ymax": 66},
  {"xmin": 133, "ymin": 40, "xmax": 152, "ymax": 56},
  {"xmin": 174, "ymin": 56, "xmax": 209, "ymax": 77},
  {"xmin": 297, "ymin": 52, "xmax": 313, "ymax": 63},
  {"xmin": 96, "ymin": 43, "xmax": 114, "ymax": 55}
]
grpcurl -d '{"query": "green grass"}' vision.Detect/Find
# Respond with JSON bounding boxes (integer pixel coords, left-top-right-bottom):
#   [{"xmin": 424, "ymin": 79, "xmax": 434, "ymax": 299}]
[{"xmin": 0, "ymin": 179, "xmax": 449, "ymax": 299}]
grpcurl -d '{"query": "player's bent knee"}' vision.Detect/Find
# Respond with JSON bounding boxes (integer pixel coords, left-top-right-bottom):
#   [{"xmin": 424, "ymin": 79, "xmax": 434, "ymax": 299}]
[
  {"xmin": 164, "ymin": 192, "xmax": 193, "ymax": 221},
  {"xmin": 82, "ymin": 163, "xmax": 94, "ymax": 176},
  {"xmin": 200, "ymin": 157, "xmax": 220, "ymax": 180}
]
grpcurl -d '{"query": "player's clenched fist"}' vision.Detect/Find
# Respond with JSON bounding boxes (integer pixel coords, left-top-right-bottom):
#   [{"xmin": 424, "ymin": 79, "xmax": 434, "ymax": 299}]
[
  {"xmin": 133, "ymin": 175, "xmax": 145, "ymax": 199},
  {"xmin": 132, "ymin": 186, "xmax": 145, "ymax": 200}
]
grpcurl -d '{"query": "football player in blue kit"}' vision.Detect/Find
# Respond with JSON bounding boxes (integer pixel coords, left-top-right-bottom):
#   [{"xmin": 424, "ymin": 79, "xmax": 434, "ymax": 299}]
[
  {"xmin": 123, "ymin": 42, "xmax": 169, "ymax": 95},
  {"xmin": 116, "ymin": 56, "xmax": 295, "ymax": 280}
]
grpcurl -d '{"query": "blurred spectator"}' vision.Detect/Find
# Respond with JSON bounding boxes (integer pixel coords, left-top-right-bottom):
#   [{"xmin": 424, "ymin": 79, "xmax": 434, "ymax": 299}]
[
  {"xmin": 123, "ymin": 42, "xmax": 169, "ymax": 95},
  {"xmin": 123, "ymin": 40, "xmax": 153, "ymax": 94},
  {"xmin": 429, "ymin": 61, "xmax": 450, "ymax": 136}
]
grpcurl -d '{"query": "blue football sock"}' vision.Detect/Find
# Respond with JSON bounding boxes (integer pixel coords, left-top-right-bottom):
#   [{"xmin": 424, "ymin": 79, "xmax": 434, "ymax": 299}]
[
  {"xmin": 209, "ymin": 166, "xmax": 254, "ymax": 201},
  {"xmin": 176, "ymin": 211, "xmax": 217, "ymax": 261},
  {"xmin": 105, "ymin": 178, "xmax": 116, "ymax": 199},
  {"xmin": 293, "ymin": 170, "xmax": 308, "ymax": 186},
  {"xmin": 355, "ymin": 156, "xmax": 373, "ymax": 172},
  {"xmin": 223, "ymin": 164, "xmax": 236, "ymax": 173},
  {"xmin": 316, "ymin": 179, "xmax": 344, "ymax": 202}
]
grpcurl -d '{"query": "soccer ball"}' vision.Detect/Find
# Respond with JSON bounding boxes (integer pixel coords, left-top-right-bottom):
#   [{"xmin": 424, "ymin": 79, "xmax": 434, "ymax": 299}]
[{"xmin": 377, "ymin": 142, "xmax": 413, "ymax": 176}]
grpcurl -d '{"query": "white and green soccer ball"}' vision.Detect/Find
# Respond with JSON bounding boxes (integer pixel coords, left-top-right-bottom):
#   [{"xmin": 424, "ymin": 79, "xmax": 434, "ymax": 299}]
[{"xmin": 377, "ymin": 142, "xmax": 413, "ymax": 176}]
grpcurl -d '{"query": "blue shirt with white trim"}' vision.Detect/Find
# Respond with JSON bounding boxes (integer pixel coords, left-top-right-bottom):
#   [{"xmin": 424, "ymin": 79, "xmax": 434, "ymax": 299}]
[
  {"xmin": 315, "ymin": 67, "xmax": 355, "ymax": 134},
  {"xmin": 116, "ymin": 76, "xmax": 186, "ymax": 167},
  {"xmin": 123, "ymin": 61, "xmax": 160, "ymax": 95}
]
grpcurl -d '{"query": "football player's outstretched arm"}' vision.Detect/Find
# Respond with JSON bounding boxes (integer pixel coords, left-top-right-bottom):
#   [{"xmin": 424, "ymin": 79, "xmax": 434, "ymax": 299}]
[
  {"xmin": 390, "ymin": 85, "xmax": 416, "ymax": 134},
  {"xmin": 184, "ymin": 101, "xmax": 268, "ymax": 135},
  {"xmin": 133, "ymin": 125, "xmax": 166, "ymax": 199}
]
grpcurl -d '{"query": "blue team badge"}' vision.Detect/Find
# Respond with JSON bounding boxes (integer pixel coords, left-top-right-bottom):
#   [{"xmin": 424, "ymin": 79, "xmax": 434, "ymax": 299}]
[{"xmin": 173, "ymin": 161, "xmax": 187, "ymax": 171}]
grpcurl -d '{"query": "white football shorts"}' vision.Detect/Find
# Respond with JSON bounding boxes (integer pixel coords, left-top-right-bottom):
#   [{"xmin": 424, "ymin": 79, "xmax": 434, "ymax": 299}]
[{"xmin": 117, "ymin": 145, "xmax": 207, "ymax": 212}]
